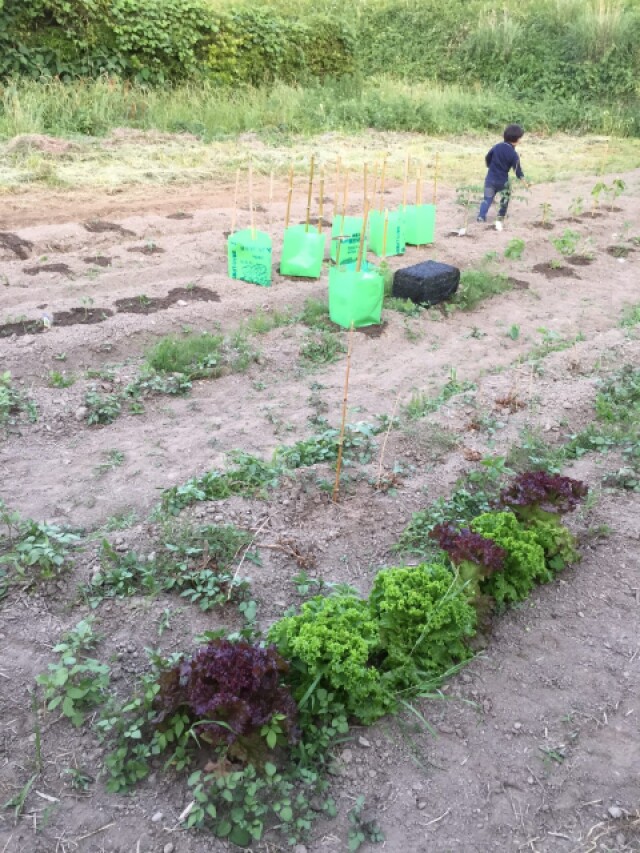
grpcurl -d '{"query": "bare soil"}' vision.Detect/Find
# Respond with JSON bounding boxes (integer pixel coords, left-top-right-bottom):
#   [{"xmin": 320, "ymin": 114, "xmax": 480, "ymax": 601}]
[{"xmin": 1, "ymin": 164, "xmax": 639, "ymax": 853}]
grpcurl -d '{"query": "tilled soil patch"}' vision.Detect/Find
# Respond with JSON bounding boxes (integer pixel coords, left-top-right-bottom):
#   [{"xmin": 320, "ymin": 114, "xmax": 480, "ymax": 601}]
[
  {"xmin": 83, "ymin": 255, "xmax": 112, "ymax": 267},
  {"xmin": 567, "ymin": 254, "xmax": 595, "ymax": 266},
  {"xmin": 115, "ymin": 285, "xmax": 220, "ymax": 314},
  {"xmin": 83, "ymin": 219, "xmax": 135, "ymax": 236},
  {"xmin": 23, "ymin": 263, "xmax": 73, "ymax": 276},
  {"xmin": 127, "ymin": 244, "xmax": 165, "ymax": 255},
  {"xmin": 532, "ymin": 262, "xmax": 580, "ymax": 279},
  {"xmin": 0, "ymin": 231, "xmax": 33, "ymax": 259}
]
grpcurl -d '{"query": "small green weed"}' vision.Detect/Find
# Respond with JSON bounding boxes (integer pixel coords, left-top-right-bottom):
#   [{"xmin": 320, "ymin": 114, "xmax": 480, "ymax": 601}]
[
  {"xmin": 36, "ymin": 619, "xmax": 110, "ymax": 727},
  {"xmin": 620, "ymin": 304, "xmax": 640, "ymax": 328},
  {"xmin": 453, "ymin": 270, "xmax": 512, "ymax": 311},
  {"xmin": 299, "ymin": 298, "xmax": 332, "ymax": 330},
  {"xmin": 48, "ymin": 370, "xmax": 75, "ymax": 388},
  {"xmin": 85, "ymin": 389, "xmax": 122, "ymax": 425},
  {"xmin": 384, "ymin": 297, "xmax": 424, "ymax": 317},
  {"xmin": 348, "ymin": 795, "xmax": 384, "ymax": 851},
  {"xmin": 405, "ymin": 369, "xmax": 475, "ymax": 419},
  {"xmin": 0, "ymin": 372, "xmax": 37, "ymax": 429},
  {"xmin": 300, "ymin": 330, "xmax": 345, "ymax": 366},
  {"xmin": 504, "ymin": 238, "xmax": 525, "ymax": 260},
  {"xmin": 146, "ymin": 332, "xmax": 224, "ymax": 378},
  {"xmin": 0, "ymin": 501, "xmax": 79, "ymax": 583},
  {"xmin": 94, "ymin": 449, "xmax": 125, "ymax": 475}
]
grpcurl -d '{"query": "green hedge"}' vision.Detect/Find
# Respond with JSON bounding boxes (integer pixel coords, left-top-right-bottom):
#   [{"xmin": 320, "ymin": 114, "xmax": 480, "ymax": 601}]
[{"xmin": 0, "ymin": 0, "xmax": 356, "ymax": 84}]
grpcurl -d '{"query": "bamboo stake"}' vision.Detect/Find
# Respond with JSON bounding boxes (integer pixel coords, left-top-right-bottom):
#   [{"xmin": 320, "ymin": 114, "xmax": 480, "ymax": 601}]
[
  {"xmin": 376, "ymin": 393, "xmax": 401, "ymax": 489},
  {"xmin": 432, "ymin": 151, "xmax": 440, "ymax": 205},
  {"xmin": 415, "ymin": 165, "xmax": 422, "ymax": 206},
  {"xmin": 363, "ymin": 162, "xmax": 368, "ymax": 205},
  {"xmin": 305, "ymin": 155, "xmax": 315, "ymax": 232},
  {"xmin": 249, "ymin": 163, "xmax": 256, "ymax": 240},
  {"xmin": 417, "ymin": 165, "xmax": 423, "ymax": 206},
  {"xmin": 356, "ymin": 199, "xmax": 370, "ymax": 272},
  {"xmin": 382, "ymin": 209, "xmax": 389, "ymax": 258},
  {"xmin": 332, "ymin": 324, "xmax": 355, "ymax": 504},
  {"xmin": 231, "ymin": 168, "xmax": 240, "ymax": 233},
  {"xmin": 317, "ymin": 168, "xmax": 325, "ymax": 233},
  {"xmin": 371, "ymin": 163, "xmax": 379, "ymax": 210},
  {"xmin": 341, "ymin": 171, "xmax": 349, "ymax": 227},
  {"xmin": 402, "ymin": 153, "xmax": 409, "ymax": 208},
  {"xmin": 378, "ymin": 155, "xmax": 387, "ymax": 211},
  {"xmin": 333, "ymin": 156, "xmax": 342, "ymax": 216},
  {"xmin": 268, "ymin": 170, "xmax": 274, "ymax": 228},
  {"xmin": 284, "ymin": 165, "xmax": 294, "ymax": 229}
]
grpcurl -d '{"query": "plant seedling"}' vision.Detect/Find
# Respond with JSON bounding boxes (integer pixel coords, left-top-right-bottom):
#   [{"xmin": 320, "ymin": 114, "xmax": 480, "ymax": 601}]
[
  {"xmin": 551, "ymin": 229, "xmax": 580, "ymax": 258},
  {"xmin": 504, "ymin": 238, "xmax": 525, "ymax": 260},
  {"xmin": 539, "ymin": 202, "xmax": 553, "ymax": 226},
  {"xmin": 455, "ymin": 185, "xmax": 482, "ymax": 234},
  {"xmin": 569, "ymin": 196, "xmax": 584, "ymax": 217},
  {"xmin": 590, "ymin": 182, "xmax": 607, "ymax": 215},
  {"xmin": 607, "ymin": 178, "xmax": 625, "ymax": 210}
]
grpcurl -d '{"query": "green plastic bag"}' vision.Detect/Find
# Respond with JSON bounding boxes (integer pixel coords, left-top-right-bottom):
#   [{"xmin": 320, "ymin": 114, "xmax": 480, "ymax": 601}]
[
  {"xmin": 369, "ymin": 209, "xmax": 406, "ymax": 257},
  {"xmin": 228, "ymin": 229, "xmax": 272, "ymax": 287},
  {"xmin": 279, "ymin": 225, "xmax": 325, "ymax": 278},
  {"xmin": 330, "ymin": 216, "xmax": 364, "ymax": 265},
  {"xmin": 404, "ymin": 204, "xmax": 436, "ymax": 246},
  {"xmin": 328, "ymin": 265, "xmax": 383, "ymax": 328}
]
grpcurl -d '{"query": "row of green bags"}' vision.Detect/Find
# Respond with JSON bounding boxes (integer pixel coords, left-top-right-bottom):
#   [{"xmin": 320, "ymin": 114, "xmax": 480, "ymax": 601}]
[{"xmin": 228, "ymin": 204, "xmax": 436, "ymax": 286}]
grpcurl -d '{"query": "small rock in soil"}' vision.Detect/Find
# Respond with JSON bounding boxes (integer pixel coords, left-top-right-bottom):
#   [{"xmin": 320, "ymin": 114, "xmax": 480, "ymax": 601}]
[
  {"xmin": 151, "ymin": 811, "xmax": 163, "ymax": 822},
  {"xmin": 358, "ymin": 736, "xmax": 372, "ymax": 748},
  {"xmin": 164, "ymin": 844, "xmax": 175, "ymax": 853},
  {"xmin": 608, "ymin": 805, "xmax": 624, "ymax": 819},
  {"xmin": 75, "ymin": 407, "xmax": 88, "ymax": 422}
]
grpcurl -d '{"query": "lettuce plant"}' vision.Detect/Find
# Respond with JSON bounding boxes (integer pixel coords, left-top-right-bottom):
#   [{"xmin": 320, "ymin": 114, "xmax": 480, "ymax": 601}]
[
  {"xmin": 498, "ymin": 472, "xmax": 587, "ymax": 570},
  {"xmin": 370, "ymin": 563, "xmax": 476, "ymax": 689},
  {"xmin": 470, "ymin": 511, "xmax": 551, "ymax": 604},
  {"xmin": 154, "ymin": 639, "xmax": 298, "ymax": 749}
]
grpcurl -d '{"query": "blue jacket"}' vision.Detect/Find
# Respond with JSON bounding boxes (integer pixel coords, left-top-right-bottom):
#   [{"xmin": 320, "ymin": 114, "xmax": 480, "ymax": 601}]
[{"xmin": 485, "ymin": 142, "xmax": 524, "ymax": 188}]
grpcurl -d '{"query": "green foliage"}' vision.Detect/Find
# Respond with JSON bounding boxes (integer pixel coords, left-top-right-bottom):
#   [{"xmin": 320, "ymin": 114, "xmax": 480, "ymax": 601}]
[
  {"xmin": 0, "ymin": 501, "xmax": 79, "ymax": 583},
  {"xmin": 404, "ymin": 369, "xmax": 475, "ymax": 419},
  {"xmin": 348, "ymin": 795, "xmax": 384, "ymax": 851},
  {"xmin": 0, "ymin": 372, "xmax": 36, "ymax": 430},
  {"xmin": 36, "ymin": 619, "xmax": 110, "ymax": 727},
  {"xmin": 48, "ymin": 370, "xmax": 75, "ymax": 388},
  {"xmin": 619, "ymin": 303, "xmax": 640, "ymax": 328},
  {"xmin": 551, "ymin": 229, "xmax": 580, "ymax": 257},
  {"xmin": 453, "ymin": 269, "xmax": 512, "ymax": 311},
  {"xmin": 470, "ymin": 511, "xmax": 551, "ymax": 604},
  {"xmin": 369, "ymin": 563, "xmax": 476, "ymax": 688},
  {"xmin": 85, "ymin": 389, "xmax": 121, "ymax": 425},
  {"xmin": 299, "ymin": 330, "xmax": 345, "ymax": 366},
  {"xmin": 504, "ymin": 238, "xmax": 525, "ymax": 260},
  {"xmin": 145, "ymin": 332, "xmax": 224, "ymax": 378},
  {"xmin": 269, "ymin": 592, "xmax": 392, "ymax": 725}
]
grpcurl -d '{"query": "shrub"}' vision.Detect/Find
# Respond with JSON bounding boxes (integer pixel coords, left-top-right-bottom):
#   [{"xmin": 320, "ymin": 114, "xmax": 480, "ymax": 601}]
[
  {"xmin": 369, "ymin": 563, "xmax": 476, "ymax": 688},
  {"xmin": 470, "ymin": 511, "xmax": 551, "ymax": 604},
  {"xmin": 268, "ymin": 592, "xmax": 391, "ymax": 725}
]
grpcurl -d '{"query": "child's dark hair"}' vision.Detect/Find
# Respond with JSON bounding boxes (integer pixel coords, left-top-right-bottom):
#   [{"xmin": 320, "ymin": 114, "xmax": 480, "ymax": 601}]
[{"xmin": 504, "ymin": 124, "xmax": 524, "ymax": 143}]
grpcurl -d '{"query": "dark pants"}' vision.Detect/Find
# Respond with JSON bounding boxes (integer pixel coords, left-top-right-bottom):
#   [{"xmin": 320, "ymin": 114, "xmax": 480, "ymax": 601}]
[{"xmin": 478, "ymin": 183, "xmax": 509, "ymax": 220}]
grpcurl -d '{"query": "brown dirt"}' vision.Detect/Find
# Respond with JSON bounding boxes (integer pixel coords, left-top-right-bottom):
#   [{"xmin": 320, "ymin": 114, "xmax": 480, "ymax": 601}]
[
  {"xmin": 23, "ymin": 263, "xmax": 74, "ymax": 277},
  {"xmin": 1, "ymin": 165, "xmax": 639, "ymax": 853},
  {"xmin": 115, "ymin": 286, "xmax": 220, "ymax": 314},
  {"xmin": 0, "ymin": 232, "xmax": 33, "ymax": 259},
  {"xmin": 567, "ymin": 255, "xmax": 595, "ymax": 266},
  {"xmin": 126, "ymin": 244, "xmax": 166, "ymax": 256},
  {"xmin": 532, "ymin": 262, "xmax": 581, "ymax": 279},
  {"xmin": 83, "ymin": 256, "xmax": 112, "ymax": 267},
  {"xmin": 83, "ymin": 220, "xmax": 135, "ymax": 237},
  {"xmin": 532, "ymin": 221, "xmax": 555, "ymax": 230}
]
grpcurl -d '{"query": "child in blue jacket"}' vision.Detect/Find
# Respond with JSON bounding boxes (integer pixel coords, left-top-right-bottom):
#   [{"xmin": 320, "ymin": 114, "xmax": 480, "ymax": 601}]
[{"xmin": 477, "ymin": 124, "xmax": 527, "ymax": 230}]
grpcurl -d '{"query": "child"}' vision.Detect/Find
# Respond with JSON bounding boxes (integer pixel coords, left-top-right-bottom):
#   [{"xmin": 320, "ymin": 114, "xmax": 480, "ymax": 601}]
[{"xmin": 477, "ymin": 124, "xmax": 527, "ymax": 231}]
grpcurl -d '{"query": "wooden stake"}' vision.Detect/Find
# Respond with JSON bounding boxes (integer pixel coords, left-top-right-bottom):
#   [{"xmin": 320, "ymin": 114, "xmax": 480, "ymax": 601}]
[
  {"xmin": 285, "ymin": 165, "xmax": 294, "ymax": 229},
  {"xmin": 402, "ymin": 153, "xmax": 409, "ymax": 208},
  {"xmin": 378, "ymin": 155, "xmax": 387, "ymax": 211},
  {"xmin": 363, "ymin": 162, "xmax": 368, "ymax": 205},
  {"xmin": 341, "ymin": 171, "xmax": 349, "ymax": 226},
  {"xmin": 356, "ymin": 199, "xmax": 370, "ymax": 272},
  {"xmin": 231, "ymin": 168, "xmax": 240, "ymax": 233},
  {"xmin": 333, "ymin": 156, "xmax": 342, "ymax": 215},
  {"xmin": 317, "ymin": 168, "xmax": 324, "ymax": 233},
  {"xmin": 268, "ymin": 169, "xmax": 274, "ymax": 228},
  {"xmin": 305, "ymin": 154, "xmax": 315, "ymax": 232},
  {"xmin": 415, "ymin": 165, "xmax": 422, "ymax": 206},
  {"xmin": 382, "ymin": 209, "xmax": 389, "ymax": 258},
  {"xmin": 376, "ymin": 393, "xmax": 401, "ymax": 489},
  {"xmin": 370, "ymin": 163, "xmax": 378, "ymax": 209},
  {"xmin": 432, "ymin": 151, "xmax": 440, "ymax": 205},
  {"xmin": 333, "ymin": 324, "xmax": 355, "ymax": 504},
  {"xmin": 249, "ymin": 163, "xmax": 256, "ymax": 239}
]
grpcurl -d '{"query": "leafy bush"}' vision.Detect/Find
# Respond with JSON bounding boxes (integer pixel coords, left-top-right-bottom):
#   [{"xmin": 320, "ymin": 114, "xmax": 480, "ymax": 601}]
[
  {"xmin": 470, "ymin": 511, "xmax": 551, "ymax": 604},
  {"xmin": 369, "ymin": 563, "xmax": 476, "ymax": 688},
  {"xmin": 453, "ymin": 269, "xmax": 512, "ymax": 311},
  {"xmin": 269, "ymin": 592, "xmax": 391, "ymax": 725}
]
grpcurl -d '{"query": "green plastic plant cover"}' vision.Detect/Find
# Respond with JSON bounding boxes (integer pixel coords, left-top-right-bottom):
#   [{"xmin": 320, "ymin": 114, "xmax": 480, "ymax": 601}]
[
  {"xmin": 404, "ymin": 204, "xmax": 436, "ymax": 245},
  {"xmin": 279, "ymin": 225, "xmax": 326, "ymax": 278},
  {"xmin": 227, "ymin": 229, "xmax": 272, "ymax": 287},
  {"xmin": 328, "ymin": 265, "xmax": 383, "ymax": 328},
  {"xmin": 330, "ymin": 215, "xmax": 364, "ymax": 265},
  {"xmin": 369, "ymin": 209, "xmax": 406, "ymax": 257}
]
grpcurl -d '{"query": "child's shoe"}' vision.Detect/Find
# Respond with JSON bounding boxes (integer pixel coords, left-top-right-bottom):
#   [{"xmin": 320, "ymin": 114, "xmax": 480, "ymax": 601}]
[
  {"xmin": 476, "ymin": 216, "xmax": 486, "ymax": 223},
  {"xmin": 495, "ymin": 220, "xmax": 503, "ymax": 232}
]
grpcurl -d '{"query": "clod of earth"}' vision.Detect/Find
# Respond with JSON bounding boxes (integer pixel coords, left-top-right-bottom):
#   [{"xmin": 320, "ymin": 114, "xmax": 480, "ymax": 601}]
[
  {"xmin": 24, "ymin": 263, "xmax": 73, "ymax": 277},
  {"xmin": 0, "ymin": 232, "xmax": 34, "ymax": 259},
  {"xmin": 507, "ymin": 278, "xmax": 530, "ymax": 290},
  {"xmin": 83, "ymin": 256, "xmax": 112, "ymax": 267},
  {"xmin": 355, "ymin": 321, "xmax": 388, "ymax": 338},
  {"xmin": 532, "ymin": 262, "xmax": 580, "ymax": 280},
  {"xmin": 83, "ymin": 220, "xmax": 135, "ymax": 236},
  {"xmin": 166, "ymin": 212, "xmax": 193, "ymax": 220},
  {"xmin": 532, "ymin": 222, "xmax": 554, "ymax": 230},
  {"xmin": 607, "ymin": 246, "xmax": 634, "ymax": 258},
  {"xmin": 567, "ymin": 255, "xmax": 595, "ymax": 266},
  {"xmin": 114, "ymin": 286, "xmax": 220, "ymax": 314},
  {"xmin": 127, "ymin": 245, "xmax": 165, "ymax": 255},
  {"xmin": 53, "ymin": 307, "xmax": 114, "ymax": 326}
]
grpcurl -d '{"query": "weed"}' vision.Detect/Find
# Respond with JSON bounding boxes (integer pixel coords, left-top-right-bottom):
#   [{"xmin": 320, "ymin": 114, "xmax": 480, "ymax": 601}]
[
  {"xmin": 620, "ymin": 304, "xmax": 640, "ymax": 328},
  {"xmin": 384, "ymin": 296, "xmax": 424, "ymax": 317},
  {"xmin": 245, "ymin": 308, "xmax": 295, "ymax": 335},
  {"xmin": 568, "ymin": 196, "xmax": 584, "ymax": 217},
  {"xmin": 453, "ymin": 269, "xmax": 512, "ymax": 311},
  {"xmin": 404, "ymin": 369, "xmax": 475, "ymax": 419},
  {"xmin": 61, "ymin": 767, "xmax": 93, "ymax": 791},
  {"xmin": 504, "ymin": 238, "xmax": 525, "ymax": 260},
  {"xmin": 292, "ymin": 570, "xmax": 323, "ymax": 596},
  {"xmin": 348, "ymin": 795, "xmax": 384, "ymax": 851},
  {"xmin": 523, "ymin": 329, "xmax": 585, "ymax": 363},
  {"xmin": 36, "ymin": 619, "xmax": 110, "ymax": 727},
  {"xmin": 539, "ymin": 202, "xmax": 553, "ymax": 226},
  {"xmin": 146, "ymin": 332, "xmax": 224, "ymax": 378},
  {"xmin": 507, "ymin": 324, "xmax": 520, "ymax": 340},
  {"xmin": 0, "ymin": 501, "xmax": 79, "ymax": 584},
  {"xmin": 299, "ymin": 298, "xmax": 332, "ymax": 330},
  {"xmin": 590, "ymin": 181, "xmax": 607, "ymax": 213},
  {"xmin": 85, "ymin": 389, "xmax": 122, "ymax": 425},
  {"xmin": 94, "ymin": 449, "xmax": 125, "ymax": 475},
  {"xmin": 100, "ymin": 510, "xmax": 138, "ymax": 532},
  {"xmin": 48, "ymin": 370, "xmax": 75, "ymax": 388},
  {"xmin": 300, "ymin": 330, "xmax": 346, "ymax": 366},
  {"xmin": 0, "ymin": 372, "xmax": 37, "ymax": 429},
  {"xmin": 455, "ymin": 184, "xmax": 483, "ymax": 231}
]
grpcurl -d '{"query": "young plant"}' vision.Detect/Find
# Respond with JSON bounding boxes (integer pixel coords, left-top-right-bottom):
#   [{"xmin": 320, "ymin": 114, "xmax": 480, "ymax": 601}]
[
  {"xmin": 299, "ymin": 330, "xmax": 345, "ymax": 366},
  {"xmin": 590, "ymin": 181, "xmax": 607, "ymax": 214},
  {"xmin": 36, "ymin": 619, "xmax": 110, "ymax": 727},
  {"xmin": 0, "ymin": 505, "xmax": 79, "ymax": 582},
  {"xmin": 504, "ymin": 238, "xmax": 525, "ymax": 260},
  {"xmin": 85, "ymin": 389, "xmax": 122, "ymax": 425},
  {"xmin": 0, "ymin": 371, "xmax": 36, "ymax": 429},
  {"xmin": 455, "ymin": 184, "xmax": 482, "ymax": 233},
  {"xmin": 48, "ymin": 370, "xmax": 75, "ymax": 389},
  {"xmin": 539, "ymin": 202, "xmax": 553, "ymax": 226},
  {"xmin": 606, "ymin": 178, "xmax": 625, "ymax": 210},
  {"xmin": 568, "ymin": 196, "xmax": 584, "ymax": 217}
]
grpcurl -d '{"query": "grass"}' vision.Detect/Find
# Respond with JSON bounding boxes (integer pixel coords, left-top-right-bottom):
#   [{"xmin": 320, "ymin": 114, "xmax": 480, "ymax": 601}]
[
  {"xmin": 404, "ymin": 370, "xmax": 476, "ymax": 419},
  {"xmin": 145, "ymin": 332, "xmax": 225, "ymax": 378},
  {"xmin": 299, "ymin": 330, "xmax": 346, "ymax": 366},
  {"xmin": 452, "ymin": 269, "xmax": 512, "ymax": 312},
  {"xmin": 620, "ymin": 303, "xmax": 640, "ymax": 328}
]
